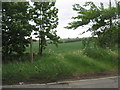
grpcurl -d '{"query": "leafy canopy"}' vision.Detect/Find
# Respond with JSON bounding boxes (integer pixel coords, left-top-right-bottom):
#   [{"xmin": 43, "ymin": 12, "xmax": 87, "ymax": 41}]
[
  {"xmin": 65, "ymin": 1, "xmax": 119, "ymax": 48},
  {"xmin": 30, "ymin": 2, "xmax": 59, "ymax": 55},
  {"xmin": 2, "ymin": 2, "xmax": 33, "ymax": 58}
]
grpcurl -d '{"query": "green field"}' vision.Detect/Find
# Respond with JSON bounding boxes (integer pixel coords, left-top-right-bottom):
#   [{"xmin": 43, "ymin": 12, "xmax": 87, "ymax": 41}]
[
  {"xmin": 3, "ymin": 41, "xmax": 118, "ymax": 84},
  {"xmin": 27, "ymin": 41, "xmax": 83, "ymax": 53}
]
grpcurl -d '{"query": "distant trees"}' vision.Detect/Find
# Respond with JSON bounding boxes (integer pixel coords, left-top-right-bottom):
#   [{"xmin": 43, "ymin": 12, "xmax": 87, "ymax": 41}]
[
  {"xmin": 30, "ymin": 2, "xmax": 59, "ymax": 56},
  {"xmin": 65, "ymin": 1, "xmax": 119, "ymax": 48},
  {"xmin": 2, "ymin": 2, "xmax": 33, "ymax": 60}
]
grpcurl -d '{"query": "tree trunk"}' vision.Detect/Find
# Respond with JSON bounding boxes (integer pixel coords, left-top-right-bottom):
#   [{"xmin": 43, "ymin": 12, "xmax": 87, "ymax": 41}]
[
  {"xmin": 40, "ymin": 39, "xmax": 43, "ymax": 56},
  {"xmin": 38, "ymin": 35, "xmax": 41, "ymax": 55},
  {"xmin": 30, "ymin": 37, "xmax": 33, "ymax": 62},
  {"xmin": 38, "ymin": 36, "xmax": 43, "ymax": 56}
]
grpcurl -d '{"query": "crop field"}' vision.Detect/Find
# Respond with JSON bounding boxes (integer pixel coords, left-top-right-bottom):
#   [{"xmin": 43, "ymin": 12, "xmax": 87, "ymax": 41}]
[{"xmin": 2, "ymin": 41, "xmax": 118, "ymax": 84}]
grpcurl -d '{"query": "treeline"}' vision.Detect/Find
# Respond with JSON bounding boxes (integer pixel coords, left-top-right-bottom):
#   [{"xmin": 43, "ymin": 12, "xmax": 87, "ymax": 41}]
[{"xmin": 58, "ymin": 37, "xmax": 93, "ymax": 43}]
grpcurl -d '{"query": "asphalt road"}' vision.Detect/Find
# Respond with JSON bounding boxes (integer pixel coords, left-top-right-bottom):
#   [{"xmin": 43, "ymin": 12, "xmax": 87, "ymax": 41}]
[{"xmin": 2, "ymin": 76, "xmax": 119, "ymax": 88}]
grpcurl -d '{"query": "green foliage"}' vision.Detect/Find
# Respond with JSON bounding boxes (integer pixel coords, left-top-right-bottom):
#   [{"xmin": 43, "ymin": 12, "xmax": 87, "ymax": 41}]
[
  {"xmin": 2, "ymin": 2, "xmax": 33, "ymax": 60},
  {"xmin": 97, "ymin": 26, "xmax": 118, "ymax": 48},
  {"xmin": 83, "ymin": 47, "xmax": 118, "ymax": 67},
  {"xmin": 65, "ymin": 1, "xmax": 119, "ymax": 48},
  {"xmin": 30, "ymin": 2, "xmax": 59, "ymax": 55}
]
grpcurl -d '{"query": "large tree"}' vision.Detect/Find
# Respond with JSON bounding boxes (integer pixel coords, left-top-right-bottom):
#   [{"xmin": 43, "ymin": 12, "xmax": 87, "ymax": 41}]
[
  {"xmin": 30, "ymin": 2, "xmax": 59, "ymax": 56},
  {"xmin": 2, "ymin": 2, "xmax": 33, "ymax": 60},
  {"xmin": 65, "ymin": 1, "xmax": 119, "ymax": 48}
]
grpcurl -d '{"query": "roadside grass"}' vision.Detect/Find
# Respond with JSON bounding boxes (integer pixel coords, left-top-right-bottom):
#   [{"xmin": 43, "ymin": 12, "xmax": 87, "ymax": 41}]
[
  {"xmin": 83, "ymin": 47, "xmax": 118, "ymax": 69},
  {"xmin": 2, "ymin": 41, "xmax": 118, "ymax": 84}
]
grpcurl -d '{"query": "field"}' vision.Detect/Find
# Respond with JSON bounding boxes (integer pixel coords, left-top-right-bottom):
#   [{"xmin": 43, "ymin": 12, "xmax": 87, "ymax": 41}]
[{"xmin": 2, "ymin": 41, "xmax": 118, "ymax": 85}]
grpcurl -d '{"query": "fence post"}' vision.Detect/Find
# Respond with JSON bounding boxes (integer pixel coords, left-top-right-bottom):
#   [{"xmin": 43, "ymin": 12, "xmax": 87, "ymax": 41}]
[{"xmin": 30, "ymin": 37, "xmax": 33, "ymax": 62}]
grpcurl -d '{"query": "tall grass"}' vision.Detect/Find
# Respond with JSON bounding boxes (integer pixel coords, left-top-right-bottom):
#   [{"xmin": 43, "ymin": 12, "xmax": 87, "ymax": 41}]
[{"xmin": 3, "ymin": 41, "xmax": 118, "ymax": 84}]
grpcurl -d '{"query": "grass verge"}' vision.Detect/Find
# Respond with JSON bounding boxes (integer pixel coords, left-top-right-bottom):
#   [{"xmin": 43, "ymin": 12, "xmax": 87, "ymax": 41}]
[{"xmin": 2, "ymin": 44, "xmax": 118, "ymax": 85}]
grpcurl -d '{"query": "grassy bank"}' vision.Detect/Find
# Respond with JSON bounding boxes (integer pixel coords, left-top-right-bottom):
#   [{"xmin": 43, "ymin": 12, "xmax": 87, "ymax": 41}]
[{"xmin": 2, "ymin": 41, "xmax": 118, "ymax": 84}]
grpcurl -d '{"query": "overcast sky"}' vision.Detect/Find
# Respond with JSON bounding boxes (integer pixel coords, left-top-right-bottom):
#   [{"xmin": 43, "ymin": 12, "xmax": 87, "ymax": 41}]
[
  {"xmin": 30, "ymin": 0, "xmax": 117, "ymax": 39},
  {"xmin": 54, "ymin": 0, "xmax": 116, "ymax": 39}
]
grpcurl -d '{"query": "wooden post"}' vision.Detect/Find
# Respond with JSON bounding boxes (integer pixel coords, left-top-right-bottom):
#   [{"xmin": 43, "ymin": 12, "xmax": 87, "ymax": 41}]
[{"xmin": 30, "ymin": 37, "xmax": 33, "ymax": 62}]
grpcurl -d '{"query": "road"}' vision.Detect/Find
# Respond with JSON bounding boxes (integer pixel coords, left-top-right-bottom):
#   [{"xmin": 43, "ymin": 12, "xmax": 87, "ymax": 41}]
[{"xmin": 2, "ymin": 76, "xmax": 119, "ymax": 88}]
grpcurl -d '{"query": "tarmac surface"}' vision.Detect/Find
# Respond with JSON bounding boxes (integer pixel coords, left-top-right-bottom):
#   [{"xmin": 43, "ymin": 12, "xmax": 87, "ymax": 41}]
[{"xmin": 2, "ymin": 76, "xmax": 119, "ymax": 88}]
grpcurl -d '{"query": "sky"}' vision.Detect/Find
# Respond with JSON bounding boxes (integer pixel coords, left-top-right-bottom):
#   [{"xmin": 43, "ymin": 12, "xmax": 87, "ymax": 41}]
[
  {"xmin": 54, "ymin": 0, "xmax": 116, "ymax": 39},
  {"xmin": 30, "ymin": 0, "xmax": 117, "ymax": 39}
]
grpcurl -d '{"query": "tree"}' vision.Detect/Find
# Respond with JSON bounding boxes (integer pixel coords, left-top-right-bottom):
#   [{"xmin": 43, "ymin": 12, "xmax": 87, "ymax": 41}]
[
  {"xmin": 65, "ymin": 1, "xmax": 119, "ymax": 48},
  {"xmin": 2, "ymin": 2, "xmax": 33, "ymax": 60},
  {"xmin": 30, "ymin": 2, "xmax": 59, "ymax": 56}
]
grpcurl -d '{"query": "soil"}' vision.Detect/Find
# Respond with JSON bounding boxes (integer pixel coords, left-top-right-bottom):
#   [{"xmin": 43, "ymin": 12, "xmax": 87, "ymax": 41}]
[{"xmin": 2, "ymin": 70, "xmax": 119, "ymax": 85}]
